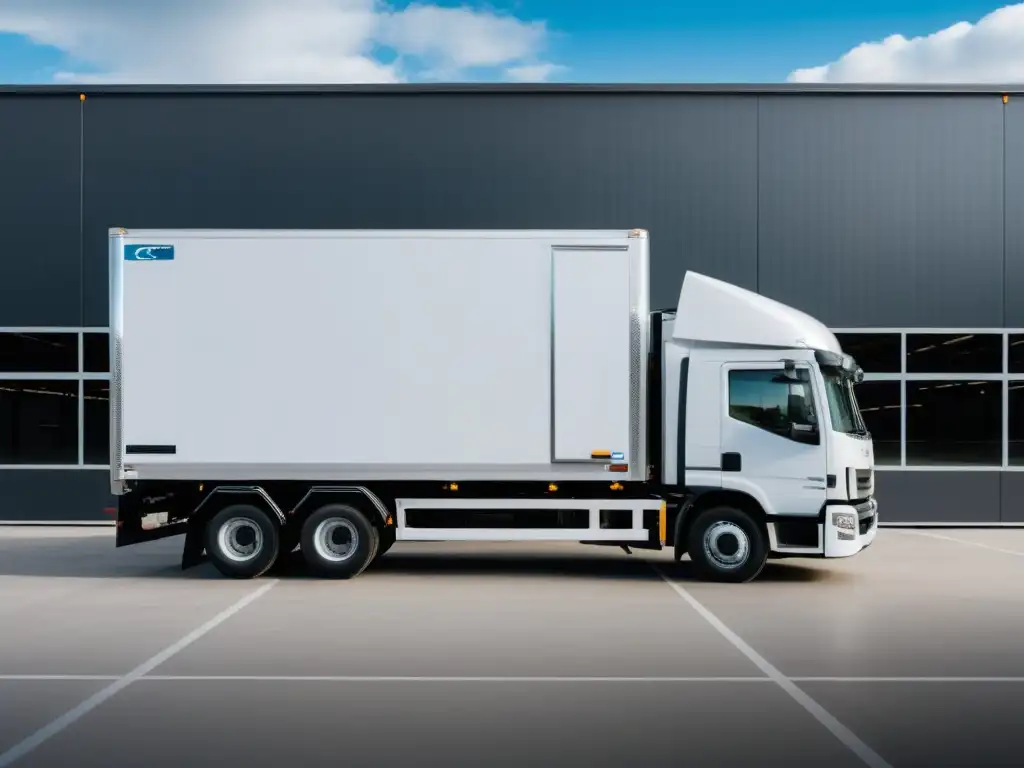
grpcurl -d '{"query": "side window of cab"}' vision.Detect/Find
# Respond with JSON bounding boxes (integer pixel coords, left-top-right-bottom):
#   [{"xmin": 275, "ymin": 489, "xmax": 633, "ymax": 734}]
[{"xmin": 728, "ymin": 368, "xmax": 819, "ymax": 444}]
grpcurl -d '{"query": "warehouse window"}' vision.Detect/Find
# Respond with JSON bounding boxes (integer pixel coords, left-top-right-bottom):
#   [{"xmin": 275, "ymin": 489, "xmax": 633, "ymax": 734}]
[
  {"xmin": 0, "ymin": 332, "xmax": 79, "ymax": 373},
  {"xmin": 0, "ymin": 328, "xmax": 111, "ymax": 469},
  {"xmin": 848, "ymin": 380, "xmax": 901, "ymax": 466},
  {"xmin": 906, "ymin": 333, "xmax": 1002, "ymax": 374},
  {"xmin": 833, "ymin": 329, "xmax": 1014, "ymax": 470}
]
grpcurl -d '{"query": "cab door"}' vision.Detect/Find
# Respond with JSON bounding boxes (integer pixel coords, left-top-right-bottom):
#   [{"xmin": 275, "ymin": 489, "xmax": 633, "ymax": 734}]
[{"xmin": 719, "ymin": 362, "xmax": 827, "ymax": 517}]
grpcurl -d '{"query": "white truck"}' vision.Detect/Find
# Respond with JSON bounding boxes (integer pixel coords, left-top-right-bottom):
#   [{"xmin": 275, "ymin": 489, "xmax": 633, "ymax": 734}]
[{"xmin": 109, "ymin": 227, "xmax": 877, "ymax": 583}]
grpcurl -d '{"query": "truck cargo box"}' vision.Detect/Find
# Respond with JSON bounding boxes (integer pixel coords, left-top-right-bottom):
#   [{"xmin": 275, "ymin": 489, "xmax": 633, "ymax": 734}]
[{"xmin": 109, "ymin": 229, "xmax": 650, "ymax": 489}]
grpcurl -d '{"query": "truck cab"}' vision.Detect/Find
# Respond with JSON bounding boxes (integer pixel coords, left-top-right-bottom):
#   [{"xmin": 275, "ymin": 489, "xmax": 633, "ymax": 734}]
[{"xmin": 656, "ymin": 273, "xmax": 878, "ymax": 581}]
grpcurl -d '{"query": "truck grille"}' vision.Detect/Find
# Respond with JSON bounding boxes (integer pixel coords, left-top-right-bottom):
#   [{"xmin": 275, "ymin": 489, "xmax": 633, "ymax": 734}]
[{"xmin": 854, "ymin": 468, "xmax": 873, "ymax": 497}]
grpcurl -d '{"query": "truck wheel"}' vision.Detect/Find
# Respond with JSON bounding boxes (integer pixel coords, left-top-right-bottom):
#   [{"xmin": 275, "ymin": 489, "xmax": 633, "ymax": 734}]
[
  {"xmin": 686, "ymin": 506, "xmax": 768, "ymax": 583},
  {"xmin": 300, "ymin": 503, "xmax": 379, "ymax": 578},
  {"xmin": 204, "ymin": 504, "xmax": 281, "ymax": 579},
  {"xmin": 373, "ymin": 526, "xmax": 396, "ymax": 562}
]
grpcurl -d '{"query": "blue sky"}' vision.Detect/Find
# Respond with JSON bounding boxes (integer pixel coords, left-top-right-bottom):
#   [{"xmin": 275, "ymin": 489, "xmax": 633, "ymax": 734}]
[
  {"xmin": 0, "ymin": 1, "xmax": 1020, "ymax": 84},
  {"xmin": 509, "ymin": 0, "xmax": 1009, "ymax": 81}
]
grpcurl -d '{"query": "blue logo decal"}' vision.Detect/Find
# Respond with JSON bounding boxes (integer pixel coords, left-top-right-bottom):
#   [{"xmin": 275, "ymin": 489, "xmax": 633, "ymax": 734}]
[
  {"xmin": 124, "ymin": 244, "xmax": 175, "ymax": 261},
  {"xmin": 611, "ymin": 451, "xmax": 625, "ymax": 461}
]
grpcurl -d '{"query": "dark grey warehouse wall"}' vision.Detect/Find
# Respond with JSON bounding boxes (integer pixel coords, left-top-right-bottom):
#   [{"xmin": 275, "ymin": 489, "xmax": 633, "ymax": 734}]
[
  {"xmin": 1004, "ymin": 99, "xmax": 1024, "ymax": 327},
  {"xmin": 1, "ymin": 89, "xmax": 1013, "ymax": 329},
  {"xmin": 0, "ymin": 471, "xmax": 113, "ymax": 522},
  {"xmin": 0, "ymin": 96, "xmax": 81, "ymax": 327},
  {"xmin": 757, "ymin": 96, "xmax": 1006, "ymax": 327}
]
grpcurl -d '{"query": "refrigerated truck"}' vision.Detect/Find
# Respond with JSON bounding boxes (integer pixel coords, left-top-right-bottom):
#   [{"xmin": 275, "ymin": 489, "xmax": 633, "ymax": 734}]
[{"xmin": 109, "ymin": 227, "xmax": 878, "ymax": 583}]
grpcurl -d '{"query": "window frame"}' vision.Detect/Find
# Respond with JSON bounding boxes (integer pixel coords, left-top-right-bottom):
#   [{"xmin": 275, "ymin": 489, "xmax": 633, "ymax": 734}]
[
  {"xmin": 832, "ymin": 327, "xmax": 1014, "ymax": 472},
  {"xmin": 0, "ymin": 326, "xmax": 111, "ymax": 469}
]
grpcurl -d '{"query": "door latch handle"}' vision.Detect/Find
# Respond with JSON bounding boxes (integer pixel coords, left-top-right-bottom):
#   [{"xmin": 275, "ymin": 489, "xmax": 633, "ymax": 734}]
[{"xmin": 721, "ymin": 452, "xmax": 742, "ymax": 472}]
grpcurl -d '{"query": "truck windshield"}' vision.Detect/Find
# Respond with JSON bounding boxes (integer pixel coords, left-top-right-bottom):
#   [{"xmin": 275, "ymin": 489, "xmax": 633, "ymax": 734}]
[{"xmin": 822, "ymin": 370, "xmax": 868, "ymax": 436}]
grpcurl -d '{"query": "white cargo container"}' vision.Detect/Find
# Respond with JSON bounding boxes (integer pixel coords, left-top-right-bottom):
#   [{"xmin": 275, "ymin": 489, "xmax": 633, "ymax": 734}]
[{"xmin": 110, "ymin": 228, "xmax": 878, "ymax": 582}]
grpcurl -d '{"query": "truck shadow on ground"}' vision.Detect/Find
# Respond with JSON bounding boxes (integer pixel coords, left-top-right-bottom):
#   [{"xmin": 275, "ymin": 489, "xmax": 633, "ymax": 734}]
[
  {"xmin": 0, "ymin": 537, "xmax": 843, "ymax": 584},
  {"xmin": 266, "ymin": 550, "xmax": 839, "ymax": 584}
]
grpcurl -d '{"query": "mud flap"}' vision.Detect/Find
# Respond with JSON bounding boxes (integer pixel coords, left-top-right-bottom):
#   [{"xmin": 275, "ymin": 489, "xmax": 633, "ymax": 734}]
[{"xmin": 181, "ymin": 521, "xmax": 206, "ymax": 570}]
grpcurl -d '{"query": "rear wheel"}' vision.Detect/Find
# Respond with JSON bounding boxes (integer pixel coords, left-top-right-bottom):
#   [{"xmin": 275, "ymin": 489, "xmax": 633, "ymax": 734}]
[
  {"xmin": 687, "ymin": 505, "xmax": 768, "ymax": 583},
  {"xmin": 204, "ymin": 503, "xmax": 281, "ymax": 579},
  {"xmin": 300, "ymin": 503, "xmax": 378, "ymax": 578}
]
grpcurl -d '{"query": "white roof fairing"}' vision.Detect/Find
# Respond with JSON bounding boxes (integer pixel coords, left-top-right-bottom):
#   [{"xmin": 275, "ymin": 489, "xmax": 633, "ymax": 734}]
[{"xmin": 671, "ymin": 271, "xmax": 841, "ymax": 354}]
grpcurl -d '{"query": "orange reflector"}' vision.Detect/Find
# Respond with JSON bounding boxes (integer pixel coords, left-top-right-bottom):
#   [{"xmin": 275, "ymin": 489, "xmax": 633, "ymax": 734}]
[
  {"xmin": 608, "ymin": 464, "xmax": 628, "ymax": 473},
  {"xmin": 659, "ymin": 501, "xmax": 667, "ymax": 545},
  {"xmin": 548, "ymin": 483, "xmax": 558, "ymax": 492},
  {"xmin": 386, "ymin": 515, "xmax": 394, "ymax": 526},
  {"xmin": 609, "ymin": 482, "xmax": 623, "ymax": 491},
  {"xmin": 591, "ymin": 450, "xmax": 611, "ymax": 459}
]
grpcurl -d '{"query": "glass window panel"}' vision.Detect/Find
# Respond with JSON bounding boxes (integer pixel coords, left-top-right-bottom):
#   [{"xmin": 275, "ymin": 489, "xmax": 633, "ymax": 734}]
[
  {"xmin": 834, "ymin": 333, "xmax": 901, "ymax": 374},
  {"xmin": 0, "ymin": 332, "xmax": 78, "ymax": 373},
  {"xmin": 83, "ymin": 332, "xmax": 109, "ymax": 373},
  {"xmin": 1009, "ymin": 382, "xmax": 1024, "ymax": 466},
  {"xmin": 83, "ymin": 380, "xmax": 110, "ymax": 466},
  {"xmin": 906, "ymin": 380, "xmax": 1001, "ymax": 466},
  {"xmin": 1008, "ymin": 335, "xmax": 1024, "ymax": 374},
  {"xmin": 852, "ymin": 380, "xmax": 900, "ymax": 466},
  {"xmin": 0, "ymin": 379, "xmax": 79, "ymax": 464},
  {"xmin": 906, "ymin": 333, "xmax": 1002, "ymax": 374}
]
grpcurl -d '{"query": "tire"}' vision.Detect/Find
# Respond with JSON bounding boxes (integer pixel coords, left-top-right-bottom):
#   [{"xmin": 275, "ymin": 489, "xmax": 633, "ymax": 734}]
[
  {"xmin": 686, "ymin": 505, "xmax": 768, "ymax": 583},
  {"xmin": 372, "ymin": 526, "xmax": 396, "ymax": 562},
  {"xmin": 204, "ymin": 503, "xmax": 281, "ymax": 579},
  {"xmin": 300, "ymin": 503, "xmax": 379, "ymax": 579}
]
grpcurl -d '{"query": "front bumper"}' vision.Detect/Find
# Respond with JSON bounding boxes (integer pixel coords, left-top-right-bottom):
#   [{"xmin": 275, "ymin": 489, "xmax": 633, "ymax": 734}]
[{"xmin": 823, "ymin": 498, "xmax": 878, "ymax": 558}]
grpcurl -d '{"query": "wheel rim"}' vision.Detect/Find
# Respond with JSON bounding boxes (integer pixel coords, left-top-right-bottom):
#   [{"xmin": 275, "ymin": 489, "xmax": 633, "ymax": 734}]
[
  {"xmin": 217, "ymin": 517, "xmax": 264, "ymax": 563},
  {"xmin": 313, "ymin": 518, "xmax": 359, "ymax": 562},
  {"xmin": 703, "ymin": 521, "xmax": 750, "ymax": 569}
]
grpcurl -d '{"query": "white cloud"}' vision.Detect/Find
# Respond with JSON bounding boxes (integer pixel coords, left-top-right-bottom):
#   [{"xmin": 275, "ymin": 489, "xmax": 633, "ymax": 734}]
[
  {"xmin": 0, "ymin": 0, "xmax": 561, "ymax": 84},
  {"xmin": 789, "ymin": 3, "xmax": 1024, "ymax": 83},
  {"xmin": 505, "ymin": 62, "xmax": 565, "ymax": 82}
]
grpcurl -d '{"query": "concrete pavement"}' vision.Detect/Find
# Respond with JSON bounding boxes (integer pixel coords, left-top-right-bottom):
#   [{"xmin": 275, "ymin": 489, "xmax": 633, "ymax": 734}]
[{"xmin": 1, "ymin": 527, "xmax": 1023, "ymax": 767}]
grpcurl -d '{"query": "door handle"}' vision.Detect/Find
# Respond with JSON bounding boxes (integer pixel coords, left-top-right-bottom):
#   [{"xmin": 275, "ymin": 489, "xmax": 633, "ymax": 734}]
[{"xmin": 721, "ymin": 452, "xmax": 742, "ymax": 472}]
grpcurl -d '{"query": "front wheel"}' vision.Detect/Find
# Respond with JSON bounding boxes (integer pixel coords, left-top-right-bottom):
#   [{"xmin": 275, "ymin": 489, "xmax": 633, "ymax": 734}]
[
  {"xmin": 686, "ymin": 506, "xmax": 768, "ymax": 583},
  {"xmin": 204, "ymin": 503, "xmax": 281, "ymax": 579},
  {"xmin": 372, "ymin": 526, "xmax": 396, "ymax": 563}
]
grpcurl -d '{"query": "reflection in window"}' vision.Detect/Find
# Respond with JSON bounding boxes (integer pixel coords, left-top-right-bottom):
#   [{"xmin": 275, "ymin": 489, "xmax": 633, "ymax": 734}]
[
  {"xmin": 1009, "ymin": 382, "xmax": 1024, "ymax": 466},
  {"xmin": 906, "ymin": 381, "xmax": 1001, "ymax": 466},
  {"xmin": 728, "ymin": 368, "xmax": 817, "ymax": 439},
  {"xmin": 0, "ymin": 380, "xmax": 78, "ymax": 464},
  {"xmin": 835, "ymin": 333, "xmax": 902, "ymax": 374},
  {"xmin": 1009, "ymin": 335, "xmax": 1024, "ymax": 374},
  {"xmin": 0, "ymin": 333, "xmax": 78, "ymax": 373},
  {"xmin": 906, "ymin": 333, "xmax": 1002, "ymax": 374},
  {"xmin": 83, "ymin": 333, "xmax": 110, "ymax": 373},
  {"xmin": 852, "ymin": 381, "xmax": 900, "ymax": 466},
  {"xmin": 84, "ymin": 380, "xmax": 110, "ymax": 465}
]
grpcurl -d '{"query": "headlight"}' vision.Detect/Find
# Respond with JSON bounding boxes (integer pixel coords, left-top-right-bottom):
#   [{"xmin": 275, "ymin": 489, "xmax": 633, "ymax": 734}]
[{"xmin": 832, "ymin": 512, "xmax": 856, "ymax": 531}]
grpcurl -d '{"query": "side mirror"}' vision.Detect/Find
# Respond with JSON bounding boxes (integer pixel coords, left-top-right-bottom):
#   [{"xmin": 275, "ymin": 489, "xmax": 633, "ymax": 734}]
[{"xmin": 790, "ymin": 422, "xmax": 819, "ymax": 445}]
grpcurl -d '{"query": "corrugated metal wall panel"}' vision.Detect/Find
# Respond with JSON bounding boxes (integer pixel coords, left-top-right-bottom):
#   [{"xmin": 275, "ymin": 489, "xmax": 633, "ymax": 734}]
[{"xmin": 757, "ymin": 95, "xmax": 1005, "ymax": 328}]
